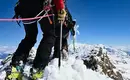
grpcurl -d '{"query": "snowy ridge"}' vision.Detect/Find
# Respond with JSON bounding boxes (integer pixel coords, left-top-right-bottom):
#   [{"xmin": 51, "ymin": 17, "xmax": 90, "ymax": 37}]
[
  {"xmin": 114, "ymin": 46, "xmax": 130, "ymax": 53},
  {"xmin": 69, "ymin": 43, "xmax": 130, "ymax": 80},
  {"xmin": 0, "ymin": 44, "xmax": 130, "ymax": 80},
  {"xmin": 68, "ymin": 43, "xmax": 130, "ymax": 60},
  {"xmin": 40, "ymin": 57, "xmax": 112, "ymax": 80},
  {"xmin": 0, "ymin": 45, "xmax": 15, "ymax": 54},
  {"xmin": 0, "ymin": 45, "xmax": 15, "ymax": 59}
]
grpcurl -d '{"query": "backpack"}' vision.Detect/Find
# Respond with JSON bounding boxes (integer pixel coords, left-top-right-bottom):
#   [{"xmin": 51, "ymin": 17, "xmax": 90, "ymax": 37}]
[
  {"xmin": 14, "ymin": 0, "xmax": 47, "ymax": 18},
  {"xmin": 13, "ymin": 0, "xmax": 75, "ymax": 31}
]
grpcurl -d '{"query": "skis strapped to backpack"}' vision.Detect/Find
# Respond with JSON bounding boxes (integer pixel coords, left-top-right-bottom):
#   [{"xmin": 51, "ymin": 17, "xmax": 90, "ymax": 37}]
[
  {"xmin": 0, "ymin": 54, "xmax": 13, "ymax": 72},
  {"xmin": 1, "ymin": 54, "xmax": 13, "ymax": 65}
]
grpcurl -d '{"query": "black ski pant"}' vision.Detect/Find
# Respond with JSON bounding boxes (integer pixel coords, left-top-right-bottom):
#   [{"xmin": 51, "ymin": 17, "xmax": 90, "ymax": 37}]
[
  {"xmin": 12, "ymin": 18, "xmax": 71, "ymax": 70},
  {"xmin": 12, "ymin": 16, "xmax": 56, "ymax": 69},
  {"xmin": 11, "ymin": 20, "xmax": 69, "ymax": 70}
]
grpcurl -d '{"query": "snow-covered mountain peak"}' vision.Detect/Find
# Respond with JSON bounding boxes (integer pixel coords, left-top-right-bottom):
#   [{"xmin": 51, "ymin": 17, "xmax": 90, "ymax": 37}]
[
  {"xmin": 68, "ymin": 43, "xmax": 129, "ymax": 57},
  {"xmin": 0, "ymin": 44, "xmax": 130, "ymax": 80},
  {"xmin": 69, "ymin": 43, "xmax": 130, "ymax": 80}
]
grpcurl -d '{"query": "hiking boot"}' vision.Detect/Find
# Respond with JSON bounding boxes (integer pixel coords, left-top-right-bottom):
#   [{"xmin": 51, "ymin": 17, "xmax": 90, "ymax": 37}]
[
  {"xmin": 62, "ymin": 49, "xmax": 69, "ymax": 60},
  {"xmin": 5, "ymin": 61, "xmax": 24, "ymax": 80},
  {"xmin": 30, "ymin": 68, "xmax": 44, "ymax": 80}
]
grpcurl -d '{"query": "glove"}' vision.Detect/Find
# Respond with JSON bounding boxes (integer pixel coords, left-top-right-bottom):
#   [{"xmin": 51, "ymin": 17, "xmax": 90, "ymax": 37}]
[{"xmin": 58, "ymin": 9, "xmax": 67, "ymax": 22}]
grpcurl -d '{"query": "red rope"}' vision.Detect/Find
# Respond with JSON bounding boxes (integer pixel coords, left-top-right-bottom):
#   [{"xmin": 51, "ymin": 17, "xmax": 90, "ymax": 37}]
[{"xmin": 0, "ymin": 14, "xmax": 54, "ymax": 22}]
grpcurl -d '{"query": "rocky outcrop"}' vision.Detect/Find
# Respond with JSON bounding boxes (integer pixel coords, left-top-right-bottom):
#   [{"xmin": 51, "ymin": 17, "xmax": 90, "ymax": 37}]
[{"xmin": 83, "ymin": 48, "xmax": 124, "ymax": 80}]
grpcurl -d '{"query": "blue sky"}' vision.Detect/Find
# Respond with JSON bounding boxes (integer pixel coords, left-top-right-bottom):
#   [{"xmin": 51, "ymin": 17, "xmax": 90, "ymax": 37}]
[{"xmin": 0, "ymin": 0, "xmax": 130, "ymax": 47}]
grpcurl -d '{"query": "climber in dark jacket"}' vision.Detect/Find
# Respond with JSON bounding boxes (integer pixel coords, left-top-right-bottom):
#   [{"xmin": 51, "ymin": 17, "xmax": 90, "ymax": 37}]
[{"xmin": 7, "ymin": 0, "xmax": 67, "ymax": 79}]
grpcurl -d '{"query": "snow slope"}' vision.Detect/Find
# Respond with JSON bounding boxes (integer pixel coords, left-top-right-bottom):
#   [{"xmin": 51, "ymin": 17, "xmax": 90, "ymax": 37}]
[
  {"xmin": 69, "ymin": 43, "xmax": 130, "ymax": 80},
  {"xmin": 0, "ymin": 44, "xmax": 130, "ymax": 80},
  {"xmin": 40, "ymin": 57, "xmax": 112, "ymax": 80},
  {"xmin": 0, "ymin": 57, "xmax": 112, "ymax": 80},
  {"xmin": 105, "ymin": 46, "xmax": 130, "ymax": 80},
  {"xmin": 0, "ymin": 46, "xmax": 15, "ymax": 59},
  {"xmin": 0, "ymin": 45, "xmax": 112, "ymax": 80}
]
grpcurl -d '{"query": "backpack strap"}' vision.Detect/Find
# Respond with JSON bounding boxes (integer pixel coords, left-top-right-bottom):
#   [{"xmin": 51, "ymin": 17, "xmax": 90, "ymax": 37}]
[
  {"xmin": 13, "ymin": 0, "xmax": 54, "ymax": 26},
  {"xmin": 12, "ymin": 0, "xmax": 22, "ymax": 27}
]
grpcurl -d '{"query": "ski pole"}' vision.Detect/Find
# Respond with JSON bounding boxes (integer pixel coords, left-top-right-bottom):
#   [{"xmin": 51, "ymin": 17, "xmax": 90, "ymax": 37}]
[
  {"xmin": 59, "ymin": 21, "xmax": 64, "ymax": 68},
  {"xmin": 73, "ymin": 36, "xmax": 76, "ymax": 53}
]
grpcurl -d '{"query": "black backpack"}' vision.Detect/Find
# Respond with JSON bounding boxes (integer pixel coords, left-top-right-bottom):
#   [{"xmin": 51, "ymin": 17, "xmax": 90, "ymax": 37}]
[{"xmin": 13, "ymin": 0, "xmax": 76, "ymax": 31}]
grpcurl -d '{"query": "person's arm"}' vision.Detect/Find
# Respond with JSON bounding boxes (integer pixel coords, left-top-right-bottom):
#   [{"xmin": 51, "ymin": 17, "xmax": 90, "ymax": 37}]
[{"xmin": 53, "ymin": 0, "xmax": 66, "ymax": 21}]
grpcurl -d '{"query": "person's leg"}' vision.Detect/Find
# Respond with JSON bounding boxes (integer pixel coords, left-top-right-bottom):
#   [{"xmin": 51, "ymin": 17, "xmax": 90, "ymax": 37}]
[
  {"xmin": 33, "ymin": 17, "xmax": 56, "ymax": 70},
  {"xmin": 53, "ymin": 37, "xmax": 68, "ymax": 59},
  {"xmin": 53, "ymin": 37, "xmax": 60, "ymax": 58},
  {"xmin": 12, "ymin": 22, "xmax": 38, "ymax": 65},
  {"xmin": 62, "ymin": 35, "xmax": 69, "ymax": 52}
]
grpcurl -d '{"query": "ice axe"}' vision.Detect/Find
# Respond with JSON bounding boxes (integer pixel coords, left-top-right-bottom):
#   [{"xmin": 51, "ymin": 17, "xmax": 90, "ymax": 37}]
[{"xmin": 58, "ymin": 21, "xmax": 64, "ymax": 68}]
